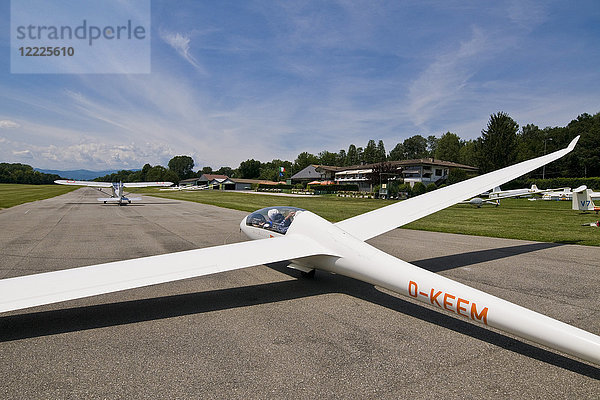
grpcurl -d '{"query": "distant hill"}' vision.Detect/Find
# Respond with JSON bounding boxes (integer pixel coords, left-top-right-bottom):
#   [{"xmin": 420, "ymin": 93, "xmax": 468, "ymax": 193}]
[{"xmin": 34, "ymin": 169, "xmax": 124, "ymax": 180}]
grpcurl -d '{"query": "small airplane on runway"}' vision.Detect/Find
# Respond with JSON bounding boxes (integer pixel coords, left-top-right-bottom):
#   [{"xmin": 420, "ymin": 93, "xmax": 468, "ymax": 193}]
[
  {"xmin": 54, "ymin": 180, "xmax": 173, "ymax": 205},
  {"xmin": 2, "ymin": 136, "xmax": 599, "ymax": 366}
]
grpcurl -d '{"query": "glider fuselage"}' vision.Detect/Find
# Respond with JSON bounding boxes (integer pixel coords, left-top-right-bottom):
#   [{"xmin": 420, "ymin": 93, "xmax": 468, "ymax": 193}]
[{"xmin": 241, "ymin": 208, "xmax": 600, "ymax": 365}]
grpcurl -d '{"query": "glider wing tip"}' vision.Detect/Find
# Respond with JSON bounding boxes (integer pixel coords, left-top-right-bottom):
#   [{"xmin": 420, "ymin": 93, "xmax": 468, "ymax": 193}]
[{"xmin": 568, "ymin": 135, "xmax": 580, "ymax": 151}]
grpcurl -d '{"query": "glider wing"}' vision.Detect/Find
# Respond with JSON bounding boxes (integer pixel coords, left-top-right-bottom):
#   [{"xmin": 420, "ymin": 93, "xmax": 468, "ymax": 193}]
[
  {"xmin": 123, "ymin": 182, "xmax": 174, "ymax": 187},
  {"xmin": 336, "ymin": 136, "xmax": 579, "ymax": 241},
  {"xmin": 0, "ymin": 235, "xmax": 336, "ymax": 313},
  {"xmin": 54, "ymin": 179, "xmax": 113, "ymax": 188}
]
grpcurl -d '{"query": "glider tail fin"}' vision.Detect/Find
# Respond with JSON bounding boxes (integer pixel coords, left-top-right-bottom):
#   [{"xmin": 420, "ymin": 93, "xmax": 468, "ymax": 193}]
[{"xmin": 572, "ymin": 186, "xmax": 597, "ymax": 211}]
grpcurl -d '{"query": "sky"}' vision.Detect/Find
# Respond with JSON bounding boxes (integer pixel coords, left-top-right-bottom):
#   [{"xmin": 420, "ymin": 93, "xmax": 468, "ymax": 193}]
[{"xmin": 1, "ymin": 0, "xmax": 599, "ymax": 170}]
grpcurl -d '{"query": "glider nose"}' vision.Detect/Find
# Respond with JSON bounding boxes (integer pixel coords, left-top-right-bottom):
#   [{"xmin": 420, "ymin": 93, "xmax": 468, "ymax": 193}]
[{"xmin": 240, "ymin": 216, "xmax": 249, "ymax": 236}]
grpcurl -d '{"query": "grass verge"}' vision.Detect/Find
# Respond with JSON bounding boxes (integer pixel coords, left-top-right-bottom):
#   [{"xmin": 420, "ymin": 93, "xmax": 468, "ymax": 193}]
[
  {"xmin": 134, "ymin": 188, "xmax": 600, "ymax": 246},
  {"xmin": 0, "ymin": 184, "xmax": 78, "ymax": 209}
]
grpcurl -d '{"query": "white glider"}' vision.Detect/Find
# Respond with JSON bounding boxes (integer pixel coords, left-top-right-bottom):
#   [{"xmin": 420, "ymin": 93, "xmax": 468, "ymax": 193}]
[
  {"xmin": 3, "ymin": 136, "xmax": 600, "ymax": 365},
  {"xmin": 488, "ymin": 184, "xmax": 544, "ymax": 199},
  {"xmin": 572, "ymin": 185, "xmax": 600, "ymax": 212},
  {"xmin": 465, "ymin": 184, "xmax": 549, "ymax": 207},
  {"xmin": 55, "ymin": 180, "xmax": 173, "ymax": 205},
  {"xmin": 542, "ymin": 187, "xmax": 573, "ymax": 201}
]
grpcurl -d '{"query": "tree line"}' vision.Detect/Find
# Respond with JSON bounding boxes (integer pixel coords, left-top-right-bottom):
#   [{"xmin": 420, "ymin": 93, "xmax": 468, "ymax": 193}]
[
  {"xmin": 3, "ymin": 111, "xmax": 598, "ymax": 184},
  {"xmin": 0, "ymin": 163, "xmax": 62, "ymax": 184},
  {"xmin": 222, "ymin": 111, "xmax": 600, "ymax": 181}
]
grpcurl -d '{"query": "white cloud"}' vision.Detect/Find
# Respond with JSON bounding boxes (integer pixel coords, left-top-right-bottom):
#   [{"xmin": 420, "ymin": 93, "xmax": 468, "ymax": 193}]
[
  {"xmin": 12, "ymin": 149, "xmax": 33, "ymax": 158},
  {"xmin": 0, "ymin": 120, "xmax": 20, "ymax": 129},
  {"xmin": 407, "ymin": 27, "xmax": 490, "ymax": 129},
  {"xmin": 160, "ymin": 30, "xmax": 207, "ymax": 74},
  {"xmin": 1, "ymin": 2, "xmax": 597, "ymax": 171},
  {"xmin": 39, "ymin": 142, "xmax": 175, "ymax": 169},
  {"xmin": 0, "ymin": 135, "xmax": 176, "ymax": 170},
  {"xmin": 507, "ymin": 0, "xmax": 548, "ymax": 30}
]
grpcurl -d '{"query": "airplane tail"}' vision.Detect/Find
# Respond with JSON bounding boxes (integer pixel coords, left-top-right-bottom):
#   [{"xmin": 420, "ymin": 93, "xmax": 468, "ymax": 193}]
[{"xmin": 572, "ymin": 185, "xmax": 599, "ymax": 211}]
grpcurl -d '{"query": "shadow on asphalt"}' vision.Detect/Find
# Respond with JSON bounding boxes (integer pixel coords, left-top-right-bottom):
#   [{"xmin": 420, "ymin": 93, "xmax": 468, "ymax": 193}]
[
  {"xmin": 63, "ymin": 202, "xmax": 181, "ymax": 206},
  {"xmin": 411, "ymin": 242, "xmax": 563, "ymax": 272},
  {"xmin": 1, "ymin": 255, "xmax": 598, "ymax": 379}
]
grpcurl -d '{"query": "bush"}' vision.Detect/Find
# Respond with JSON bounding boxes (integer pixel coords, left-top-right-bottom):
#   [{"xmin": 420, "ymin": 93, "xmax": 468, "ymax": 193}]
[
  {"xmin": 387, "ymin": 181, "xmax": 400, "ymax": 197},
  {"xmin": 426, "ymin": 183, "xmax": 437, "ymax": 192},
  {"xmin": 397, "ymin": 183, "xmax": 412, "ymax": 198},
  {"xmin": 307, "ymin": 184, "xmax": 359, "ymax": 192},
  {"xmin": 503, "ymin": 177, "xmax": 600, "ymax": 191},
  {"xmin": 412, "ymin": 182, "xmax": 427, "ymax": 196},
  {"xmin": 257, "ymin": 183, "xmax": 292, "ymax": 189},
  {"xmin": 447, "ymin": 168, "xmax": 469, "ymax": 184}
]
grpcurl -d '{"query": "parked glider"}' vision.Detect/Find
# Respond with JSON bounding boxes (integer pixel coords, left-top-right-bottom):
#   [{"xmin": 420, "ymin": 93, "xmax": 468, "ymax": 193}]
[
  {"xmin": 4, "ymin": 136, "xmax": 599, "ymax": 365},
  {"xmin": 572, "ymin": 185, "xmax": 600, "ymax": 213},
  {"xmin": 487, "ymin": 184, "xmax": 544, "ymax": 199},
  {"xmin": 463, "ymin": 188, "xmax": 538, "ymax": 207},
  {"xmin": 54, "ymin": 180, "xmax": 173, "ymax": 205},
  {"xmin": 461, "ymin": 197, "xmax": 499, "ymax": 207},
  {"xmin": 159, "ymin": 185, "xmax": 209, "ymax": 191},
  {"xmin": 465, "ymin": 184, "xmax": 550, "ymax": 207},
  {"xmin": 542, "ymin": 187, "xmax": 573, "ymax": 201}
]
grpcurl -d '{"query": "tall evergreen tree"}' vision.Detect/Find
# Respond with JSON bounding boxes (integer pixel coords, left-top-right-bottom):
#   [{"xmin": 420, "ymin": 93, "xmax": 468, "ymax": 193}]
[
  {"xmin": 476, "ymin": 112, "xmax": 519, "ymax": 173},
  {"xmin": 427, "ymin": 135, "xmax": 438, "ymax": 157},
  {"xmin": 376, "ymin": 140, "xmax": 387, "ymax": 162},
  {"xmin": 356, "ymin": 147, "xmax": 364, "ymax": 163},
  {"xmin": 337, "ymin": 149, "xmax": 347, "ymax": 166},
  {"xmin": 363, "ymin": 140, "xmax": 378, "ymax": 164},
  {"xmin": 347, "ymin": 144, "xmax": 359, "ymax": 165}
]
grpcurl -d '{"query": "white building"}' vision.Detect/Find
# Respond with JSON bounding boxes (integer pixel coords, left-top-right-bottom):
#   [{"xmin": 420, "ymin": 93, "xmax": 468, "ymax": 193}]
[{"xmin": 328, "ymin": 159, "xmax": 477, "ymax": 191}]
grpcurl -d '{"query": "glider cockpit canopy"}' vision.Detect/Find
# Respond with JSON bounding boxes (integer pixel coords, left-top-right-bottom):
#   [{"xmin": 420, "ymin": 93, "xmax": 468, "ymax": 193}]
[{"xmin": 245, "ymin": 206, "xmax": 304, "ymax": 235}]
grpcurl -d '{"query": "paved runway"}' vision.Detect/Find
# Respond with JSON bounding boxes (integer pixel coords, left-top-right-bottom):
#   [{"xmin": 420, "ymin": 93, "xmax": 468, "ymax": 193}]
[{"xmin": 0, "ymin": 187, "xmax": 599, "ymax": 399}]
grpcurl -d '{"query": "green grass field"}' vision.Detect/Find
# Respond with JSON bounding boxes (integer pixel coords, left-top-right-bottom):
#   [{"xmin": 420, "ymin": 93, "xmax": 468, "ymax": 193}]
[
  {"xmin": 0, "ymin": 184, "xmax": 78, "ymax": 209},
  {"xmin": 135, "ymin": 188, "xmax": 381, "ymax": 221},
  {"xmin": 2, "ymin": 184, "xmax": 597, "ymax": 246},
  {"xmin": 134, "ymin": 188, "xmax": 600, "ymax": 247}
]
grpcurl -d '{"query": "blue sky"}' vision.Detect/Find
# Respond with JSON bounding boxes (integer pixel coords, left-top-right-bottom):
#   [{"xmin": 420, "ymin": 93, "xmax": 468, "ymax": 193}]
[{"xmin": 1, "ymin": 0, "xmax": 599, "ymax": 170}]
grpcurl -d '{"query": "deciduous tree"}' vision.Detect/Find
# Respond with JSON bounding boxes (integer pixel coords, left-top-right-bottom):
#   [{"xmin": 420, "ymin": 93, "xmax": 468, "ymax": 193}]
[
  {"xmin": 435, "ymin": 132, "xmax": 462, "ymax": 163},
  {"xmin": 168, "ymin": 155, "xmax": 195, "ymax": 180}
]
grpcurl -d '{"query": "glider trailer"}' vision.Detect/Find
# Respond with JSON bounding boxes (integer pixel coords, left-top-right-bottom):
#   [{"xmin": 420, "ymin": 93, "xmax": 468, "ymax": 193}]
[{"xmin": 2, "ymin": 136, "xmax": 599, "ymax": 366}]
